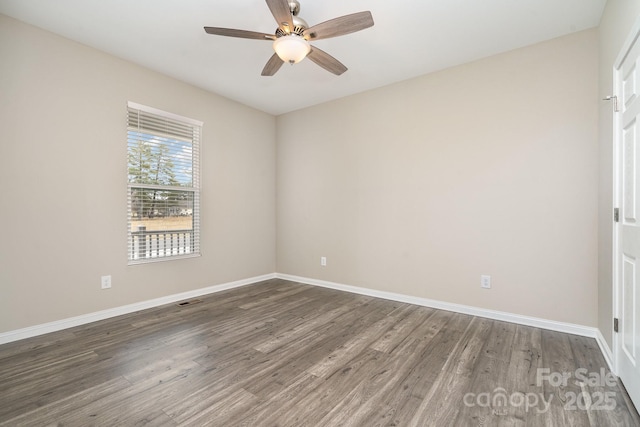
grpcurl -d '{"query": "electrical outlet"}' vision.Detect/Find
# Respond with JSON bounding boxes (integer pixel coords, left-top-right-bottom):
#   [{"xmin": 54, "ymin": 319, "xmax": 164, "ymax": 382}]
[
  {"xmin": 101, "ymin": 275, "xmax": 112, "ymax": 289},
  {"xmin": 321, "ymin": 257, "xmax": 327, "ymax": 266},
  {"xmin": 480, "ymin": 275, "xmax": 491, "ymax": 289}
]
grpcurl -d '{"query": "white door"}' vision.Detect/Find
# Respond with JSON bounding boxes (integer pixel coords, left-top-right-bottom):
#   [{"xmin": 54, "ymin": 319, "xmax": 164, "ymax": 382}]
[{"xmin": 615, "ymin": 18, "xmax": 640, "ymax": 412}]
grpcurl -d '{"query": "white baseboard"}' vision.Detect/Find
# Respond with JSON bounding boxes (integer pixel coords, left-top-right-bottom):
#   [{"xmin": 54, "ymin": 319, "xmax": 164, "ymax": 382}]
[
  {"xmin": 596, "ymin": 328, "xmax": 615, "ymax": 373},
  {"xmin": 0, "ymin": 273, "xmax": 276, "ymax": 345},
  {"xmin": 276, "ymin": 273, "xmax": 600, "ymax": 339}
]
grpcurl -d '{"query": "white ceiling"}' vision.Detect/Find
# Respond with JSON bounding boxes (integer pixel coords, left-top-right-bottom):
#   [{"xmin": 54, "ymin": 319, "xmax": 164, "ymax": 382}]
[{"xmin": 0, "ymin": 0, "xmax": 606, "ymax": 115}]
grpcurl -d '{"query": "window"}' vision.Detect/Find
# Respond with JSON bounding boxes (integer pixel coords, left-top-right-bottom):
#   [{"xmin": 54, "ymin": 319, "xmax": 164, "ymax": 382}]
[{"xmin": 127, "ymin": 102, "xmax": 201, "ymax": 264}]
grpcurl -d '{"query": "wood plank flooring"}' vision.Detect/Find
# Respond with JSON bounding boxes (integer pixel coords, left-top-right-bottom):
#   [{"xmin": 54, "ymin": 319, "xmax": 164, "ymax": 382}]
[{"xmin": 0, "ymin": 278, "xmax": 638, "ymax": 426}]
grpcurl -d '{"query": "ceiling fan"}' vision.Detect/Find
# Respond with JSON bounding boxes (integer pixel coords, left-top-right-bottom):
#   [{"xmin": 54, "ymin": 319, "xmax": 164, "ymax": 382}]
[{"xmin": 204, "ymin": 0, "xmax": 374, "ymax": 76}]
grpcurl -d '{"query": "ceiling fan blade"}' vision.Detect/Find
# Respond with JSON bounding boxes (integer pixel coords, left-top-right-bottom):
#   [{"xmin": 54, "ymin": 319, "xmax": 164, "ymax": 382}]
[
  {"xmin": 303, "ymin": 11, "xmax": 374, "ymax": 41},
  {"xmin": 261, "ymin": 53, "xmax": 285, "ymax": 76},
  {"xmin": 204, "ymin": 27, "xmax": 275, "ymax": 40},
  {"xmin": 265, "ymin": 0, "xmax": 295, "ymax": 33},
  {"xmin": 307, "ymin": 46, "xmax": 347, "ymax": 75}
]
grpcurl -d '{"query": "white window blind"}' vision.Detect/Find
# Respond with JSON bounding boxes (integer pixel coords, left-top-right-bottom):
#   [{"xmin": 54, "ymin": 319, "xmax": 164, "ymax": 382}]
[{"xmin": 127, "ymin": 102, "xmax": 201, "ymax": 264}]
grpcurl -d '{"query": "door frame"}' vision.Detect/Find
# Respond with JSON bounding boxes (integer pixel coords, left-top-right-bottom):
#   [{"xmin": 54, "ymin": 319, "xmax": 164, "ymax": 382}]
[{"xmin": 613, "ymin": 15, "xmax": 640, "ymax": 379}]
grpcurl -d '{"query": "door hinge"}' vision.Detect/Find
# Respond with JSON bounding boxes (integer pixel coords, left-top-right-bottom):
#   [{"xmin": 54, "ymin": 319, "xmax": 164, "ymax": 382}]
[
  {"xmin": 614, "ymin": 207, "xmax": 620, "ymax": 223},
  {"xmin": 614, "ymin": 318, "xmax": 619, "ymax": 333},
  {"xmin": 603, "ymin": 95, "xmax": 620, "ymax": 112}
]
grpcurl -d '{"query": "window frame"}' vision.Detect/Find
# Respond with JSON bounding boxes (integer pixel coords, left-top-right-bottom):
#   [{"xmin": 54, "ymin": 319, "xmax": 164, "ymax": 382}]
[{"xmin": 126, "ymin": 101, "xmax": 202, "ymax": 265}]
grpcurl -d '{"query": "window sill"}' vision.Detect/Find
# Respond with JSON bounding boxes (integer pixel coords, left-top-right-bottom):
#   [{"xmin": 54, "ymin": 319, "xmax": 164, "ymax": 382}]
[{"xmin": 128, "ymin": 253, "xmax": 201, "ymax": 266}]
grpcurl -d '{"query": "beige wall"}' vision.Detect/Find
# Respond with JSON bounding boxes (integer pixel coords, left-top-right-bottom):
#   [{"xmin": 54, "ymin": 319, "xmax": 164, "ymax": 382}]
[
  {"xmin": 277, "ymin": 30, "xmax": 599, "ymax": 326},
  {"xmin": 0, "ymin": 15, "xmax": 276, "ymax": 333},
  {"xmin": 597, "ymin": 1, "xmax": 640, "ymax": 348}
]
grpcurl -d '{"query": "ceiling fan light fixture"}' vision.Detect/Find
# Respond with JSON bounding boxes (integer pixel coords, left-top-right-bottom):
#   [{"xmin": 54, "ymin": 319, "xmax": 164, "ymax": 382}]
[{"xmin": 273, "ymin": 35, "xmax": 310, "ymax": 64}]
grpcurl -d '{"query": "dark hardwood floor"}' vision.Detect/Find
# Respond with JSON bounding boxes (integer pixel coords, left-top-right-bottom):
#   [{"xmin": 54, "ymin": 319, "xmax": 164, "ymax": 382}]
[{"xmin": 0, "ymin": 279, "xmax": 638, "ymax": 426}]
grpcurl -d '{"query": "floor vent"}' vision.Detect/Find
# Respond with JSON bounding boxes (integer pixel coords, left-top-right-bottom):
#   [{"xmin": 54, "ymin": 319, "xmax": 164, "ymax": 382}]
[{"xmin": 177, "ymin": 299, "xmax": 202, "ymax": 307}]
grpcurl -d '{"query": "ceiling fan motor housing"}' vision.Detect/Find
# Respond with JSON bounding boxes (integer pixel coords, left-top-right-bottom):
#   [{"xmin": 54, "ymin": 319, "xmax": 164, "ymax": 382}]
[
  {"xmin": 276, "ymin": 1, "xmax": 308, "ymax": 37},
  {"xmin": 275, "ymin": 20, "xmax": 307, "ymax": 37}
]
